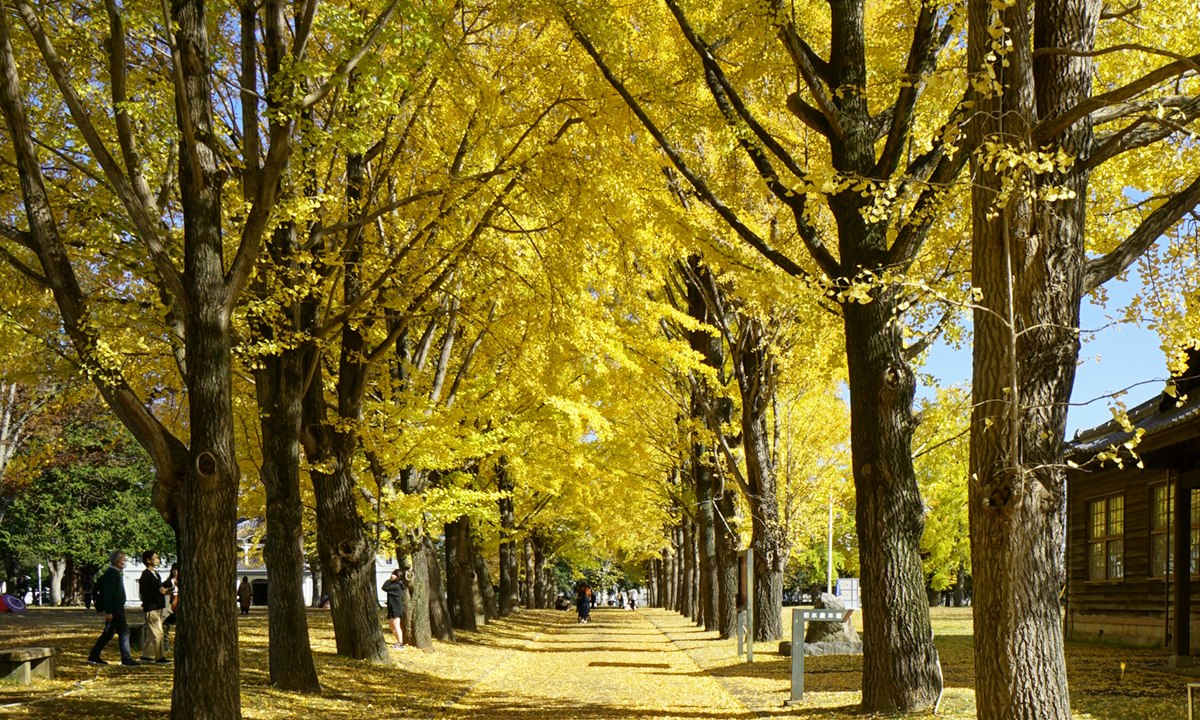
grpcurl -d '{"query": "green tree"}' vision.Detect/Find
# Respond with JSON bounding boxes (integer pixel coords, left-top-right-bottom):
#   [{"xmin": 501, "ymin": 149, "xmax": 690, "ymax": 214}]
[{"xmin": 0, "ymin": 402, "xmax": 174, "ymax": 603}]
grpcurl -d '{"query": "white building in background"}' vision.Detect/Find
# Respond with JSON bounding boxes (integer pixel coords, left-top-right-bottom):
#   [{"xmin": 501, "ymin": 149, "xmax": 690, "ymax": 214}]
[
  {"xmin": 111, "ymin": 519, "xmax": 400, "ymax": 609},
  {"xmin": 834, "ymin": 577, "xmax": 861, "ymax": 609}
]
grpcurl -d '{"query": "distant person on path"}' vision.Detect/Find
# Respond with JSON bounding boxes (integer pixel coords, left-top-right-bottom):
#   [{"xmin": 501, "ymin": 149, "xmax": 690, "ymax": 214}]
[
  {"xmin": 576, "ymin": 585, "xmax": 591, "ymax": 624},
  {"xmin": 381, "ymin": 569, "xmax": 406, "ymax": 649},
  {"xmin": 87, "ymin": 550, "xmax": 138, "ymax": 667},
  {"xmin": 82, "ymin": 576, "xmax": 94, "ymax": 610},
  {"xmin": 138, "ymin": 551, "xmax": 170, "ymax": 663},
  {"xmin": 237, "ymin": 576, "xmax": 253, "ymax": 615}
]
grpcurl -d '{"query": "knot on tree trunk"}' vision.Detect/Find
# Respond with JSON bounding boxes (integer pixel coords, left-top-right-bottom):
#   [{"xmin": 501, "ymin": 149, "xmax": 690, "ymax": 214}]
[{"xmin": 980, "ymin": 465, "xmax": 1021, "ymax": 511}]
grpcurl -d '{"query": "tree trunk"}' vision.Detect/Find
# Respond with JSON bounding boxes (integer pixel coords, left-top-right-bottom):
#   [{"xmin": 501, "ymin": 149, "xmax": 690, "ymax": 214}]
[
  {"xmin": 473, "ymin": 531, "xmax": 498, "ymax": 622},
  {"xmin": 309, "ymin": 559, "xmax": 323, "ymax": 608},
  {"xmin": 715, "ymin": 485, "xmax": 740, "ymax": 639},
  {"xmin": 254, "ymin": 329, "xmax": 321, "ymax": 691},
  {"xmin": 680, "ymin": 522, "xmax": 695, "ymax": 620},
  {"xmin": 497, "ymin": 458, "xmax": 519, "ymax": 616},
  {"xmin": 445, "ymin": 515, "xmax": 480, "ymax": 631},
  {"xmin": 533, "ymin": 536, "xmax": 547, "ymax": 609},
  {"xmin": 297, "ymin": 151, "xmax": 390, "ymax": 666},
  {"xmin": 965, "ymin": 1, "xmax": 1088, "ymax": 717},
  {"xmin": 401, "ymin": 536, "xmax": 433, "ymax": 650},
  {"xmin": 953, "ymin": 566, "xmax": 965, "ymax": 608},
  {"xmin": 425, "ymin": 534, "xmax": 454, "ymax": 641},
  {"xmin": 841, "ymin": 296, "xmax": 942, "ymax": 710},
  {"xmin": 44, "ymin": 559, "xmax": 64, "ymax": 606},
  {"xmin": 697, "ymin": 465, "xmax": 717, "ymax": 630},
  {"xmin": 669, "ymin": 528, "xmax": 681, "ymax": 612},
  {"xmin": 522, "ymin": 536, "xmax": 534, "ymax": 610},
  {"xmin": 691, "ymin": 522, "xmax": 701, "ymax": 623},
  {"xmin": 62, "ymin": 558, "xmax": 82, "ymax": 606}
]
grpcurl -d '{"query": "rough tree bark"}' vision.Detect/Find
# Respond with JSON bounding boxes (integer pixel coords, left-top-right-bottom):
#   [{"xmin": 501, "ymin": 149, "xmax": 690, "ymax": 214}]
[
  {"xmin": 299, "ymin": 151, "xmax": 390, "ymax": 665},
  {"xmin": 497, "ymin": 458, "xmax": 520, "ymax": 616},
  {"xmin": 533, "ymin": 535, "xmax": 548, "ymax": 609},
  {"xmin": 445, "ymin": 515, "xmax": 480, "ymax": 631},
  {"xmin": 523, "ymin": 536, "xmax": 535, "ymax": 610},
  {"xmin": 425, "ymin": 535, "xmax": 454, "ymax": 642},
  {"xmin": 251, "ymin": 228, "xmax": 321, "ymax": 691}
]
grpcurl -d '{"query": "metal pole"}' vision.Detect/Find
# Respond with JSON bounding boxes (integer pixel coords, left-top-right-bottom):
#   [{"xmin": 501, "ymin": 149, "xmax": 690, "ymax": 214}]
[
  {"xmin": 36, "ymin": 564, "xmax": 42, "ymax": 606},
  {"xmin": 747, "ymin": 550, "xmax": 754, "ymax": 663},
  {"xmin": 827, "ymin": 493, "xmax": 834, "ymax": 596}
]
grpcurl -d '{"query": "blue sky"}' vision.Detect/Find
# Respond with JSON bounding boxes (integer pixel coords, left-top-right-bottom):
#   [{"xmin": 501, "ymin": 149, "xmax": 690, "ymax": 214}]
[{"xmin": 918, "ymin": 267, "xmax": 1168, "ymax": 437}]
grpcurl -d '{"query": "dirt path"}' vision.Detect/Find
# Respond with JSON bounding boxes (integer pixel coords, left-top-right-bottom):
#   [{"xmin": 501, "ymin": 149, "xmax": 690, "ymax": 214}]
[{"xmin": 442, "ymin": 607, "xmax": 756, "ymax": 720}]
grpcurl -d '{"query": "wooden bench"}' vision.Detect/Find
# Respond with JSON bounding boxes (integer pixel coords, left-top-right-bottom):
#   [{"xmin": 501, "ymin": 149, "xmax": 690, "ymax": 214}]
[{"xmin": 0, "ymin": 647, "xmax": 59, "ymax": 684}]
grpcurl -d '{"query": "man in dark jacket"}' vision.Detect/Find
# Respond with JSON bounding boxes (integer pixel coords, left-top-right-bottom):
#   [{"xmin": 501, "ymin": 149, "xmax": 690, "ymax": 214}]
[
  {"xmin": 87, "ymin": 550, "xmax": 138, "ymax": 667},
  {"xmin": 138, "ymin": 551, "xmax": 170, "ymax": 663}
]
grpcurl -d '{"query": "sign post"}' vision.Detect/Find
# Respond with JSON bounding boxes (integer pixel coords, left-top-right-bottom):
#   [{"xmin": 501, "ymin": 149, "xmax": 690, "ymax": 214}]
[
  {"xmin": 784, "ymin": 607, "xmax": 847, "ymax": 706},
  {"xmin": 736, "ymin": 549, "xmax": 755, "ymax": 663}
]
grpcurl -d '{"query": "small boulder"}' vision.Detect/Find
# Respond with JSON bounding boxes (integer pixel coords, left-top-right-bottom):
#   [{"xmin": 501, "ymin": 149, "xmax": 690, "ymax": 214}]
[{"xmin": 803, "ymin": 593, "xmax": 859, "ymax": 645}]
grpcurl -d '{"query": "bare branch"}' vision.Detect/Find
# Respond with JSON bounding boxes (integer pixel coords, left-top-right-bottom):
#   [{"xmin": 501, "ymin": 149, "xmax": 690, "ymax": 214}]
[
  {"xmin": 902, "ymin": 307, "xmax": 954, "ymax": 361},
  {"xmin": 0, "ymin": 243, "xmax": 49, "ymax": 287},
  {"xmin": 565, "ymin": 13, "xmax": 812, "ymax": 281}
]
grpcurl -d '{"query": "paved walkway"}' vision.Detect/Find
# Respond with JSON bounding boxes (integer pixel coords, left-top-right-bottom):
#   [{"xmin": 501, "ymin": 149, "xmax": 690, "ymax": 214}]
[{"xmin": 443, "ymin": 607, "xmax": 757, "ymax": 720}]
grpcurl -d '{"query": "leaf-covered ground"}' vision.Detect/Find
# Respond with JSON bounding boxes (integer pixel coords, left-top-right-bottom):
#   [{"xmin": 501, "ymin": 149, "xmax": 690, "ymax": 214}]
[{"xmin": 0, "ymin": 606, "xmax": 1197, "ymax": 718}]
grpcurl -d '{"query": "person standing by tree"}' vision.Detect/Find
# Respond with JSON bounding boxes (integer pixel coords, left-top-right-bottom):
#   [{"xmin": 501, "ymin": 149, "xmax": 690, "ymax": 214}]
[
  {"xmin": 381, "ymin": 569, "xmax": 406, "ymax": 649},
  {"xmin": 138, "ymin": 551, "xmax": 170, "ymax": 663},
  {"xmin": 87, "ymin": 551, "xmax": 137, "ymax": 667},
  {"xmin": 237, "ymin": 577, "xmax": 253, "ymax": 615}
]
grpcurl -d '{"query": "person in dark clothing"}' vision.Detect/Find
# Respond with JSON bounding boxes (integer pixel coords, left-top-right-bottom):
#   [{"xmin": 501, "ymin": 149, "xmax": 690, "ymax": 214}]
[
  {"xmin": 82, "ymin": 576, "xmax": 94, "ymax": 610},
  {"xmin": 237, "ymin": 576, "xmax": 252, "ymax": 615},
  {"xmin": 138, "ymin": 551, "xmax": 170, "ymax": 663},
  {"xmin": 576, "ymin": 584, "xmax": 591, "ymax": 624},
  {"xmin": 381, "ymin": 569, "xmax": 406, "ymax": 649},
  {"xmin": 88, "ymin": 550, "xmax": 138, "ymax": 667}
]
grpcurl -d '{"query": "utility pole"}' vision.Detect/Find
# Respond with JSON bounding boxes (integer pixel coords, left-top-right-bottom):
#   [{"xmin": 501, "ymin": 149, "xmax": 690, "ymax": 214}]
[{"xmin": 827, "ymin": 493, "xmax": 834, "ymax": 596}]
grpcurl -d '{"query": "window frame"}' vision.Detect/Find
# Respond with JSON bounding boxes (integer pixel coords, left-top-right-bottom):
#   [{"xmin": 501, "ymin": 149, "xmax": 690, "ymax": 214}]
[
  {"xmin": 1086, "ymin": 493, "xmax": 1125, "ymax": 583},
  {"xmin": 1148, "ymin": 481, "xmax": 1200, "ymax": 580}
]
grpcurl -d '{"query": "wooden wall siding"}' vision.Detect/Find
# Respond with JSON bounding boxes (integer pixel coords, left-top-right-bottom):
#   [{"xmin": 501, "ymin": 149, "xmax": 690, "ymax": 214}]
[{"xmin": 1065, "ymin": 466, "xmax": 1200, "ymax": 620}]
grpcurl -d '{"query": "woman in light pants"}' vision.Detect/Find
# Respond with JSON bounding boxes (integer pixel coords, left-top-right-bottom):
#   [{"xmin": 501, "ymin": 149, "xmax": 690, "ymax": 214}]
[{"xmin": 139, "ymin": 551, "xmax": 171, "ymax": 663}]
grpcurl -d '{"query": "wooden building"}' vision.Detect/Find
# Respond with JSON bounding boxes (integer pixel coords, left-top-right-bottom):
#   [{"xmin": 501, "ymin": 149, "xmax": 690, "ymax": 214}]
[{"xmin": 1066, "ymin": 347, "xmax": 1200, "ymax": 664}]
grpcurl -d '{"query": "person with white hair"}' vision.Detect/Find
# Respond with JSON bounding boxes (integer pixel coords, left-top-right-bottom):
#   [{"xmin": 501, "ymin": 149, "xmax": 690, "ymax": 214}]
[{"xmin": 87, "ymin": 550, "xmax": 138, "ymax": 667}]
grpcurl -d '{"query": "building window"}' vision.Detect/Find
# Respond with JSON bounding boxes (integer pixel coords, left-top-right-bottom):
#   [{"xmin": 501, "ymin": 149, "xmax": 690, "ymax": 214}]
[
  {"xmin": 1088, "ymin": 495, "xmax": 1124, "ymax": 581},
  {"xmin": 1150, "ymin": 482, "xmax": 1200, "ymax": 577}
]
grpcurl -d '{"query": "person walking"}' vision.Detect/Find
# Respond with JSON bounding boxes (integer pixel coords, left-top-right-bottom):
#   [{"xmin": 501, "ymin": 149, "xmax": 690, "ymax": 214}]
[
  {"xmin": 237, "ymin": 576, "xmax": 252, "ymax": 615},
  {"xmin": 87, "ymin": 550, "xmax": 138, "ymax": 667},
  {"xmin": 381, "ymin": 569, "xmax": 406, "ymax": 649},
  {"xmin": 138, "ymin": 551, "xmax": 170, "ymax": 663},
  {"xmin": 576, "ymin": 584, "xmax": 591, "ymax": 624}
]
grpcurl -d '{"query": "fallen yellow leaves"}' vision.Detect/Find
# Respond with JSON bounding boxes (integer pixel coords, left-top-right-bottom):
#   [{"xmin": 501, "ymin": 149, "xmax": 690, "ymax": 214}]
[{"xmin": 0, "ymin": 606, "xmax": 1197, "ymax": 719}]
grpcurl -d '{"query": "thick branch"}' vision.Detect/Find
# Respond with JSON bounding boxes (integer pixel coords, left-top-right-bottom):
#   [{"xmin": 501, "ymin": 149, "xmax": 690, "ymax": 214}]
[
  {"xmin": 1083, "ymin": 172, "xmax": 1200, "ymax": 293},
  {"xmin": 1032, "ymin": 53, "xmax": 1200, "ymax": 142},
  {"xmin": 874, "ymin": 4, "xmax": 954, "ymax": 178},
  {"xmin": 15, "ymin": 1, "xmax": 190, "ymax": 316}
]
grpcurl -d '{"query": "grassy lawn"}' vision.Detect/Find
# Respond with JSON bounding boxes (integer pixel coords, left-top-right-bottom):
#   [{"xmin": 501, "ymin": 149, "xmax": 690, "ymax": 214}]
[
  {"xmin": 0, "ymin": 605, "xmax": 1196, "ymax": 718},
  {"xmin": 648, "ymin": 606, "xmax": 1197, "ymax": 719}
]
